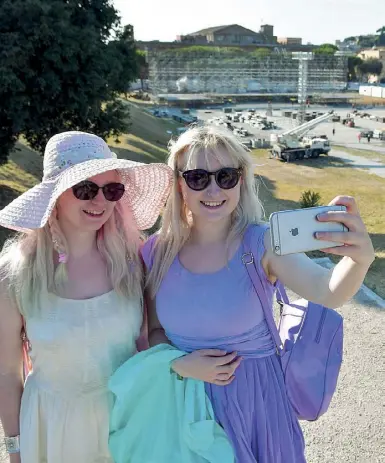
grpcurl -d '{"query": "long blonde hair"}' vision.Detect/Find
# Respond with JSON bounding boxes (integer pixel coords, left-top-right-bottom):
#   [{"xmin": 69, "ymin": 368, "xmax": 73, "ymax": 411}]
[
  {"xmin": 0, "ymin": 202, "xmax": 143, "ymax": 316},
  {"xmin": 147, "ymin": 124, "xmax": 264, "ymax": 297}
]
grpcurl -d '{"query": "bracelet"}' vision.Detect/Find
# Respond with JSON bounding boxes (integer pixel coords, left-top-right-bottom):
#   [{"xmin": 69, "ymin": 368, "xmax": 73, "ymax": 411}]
[
  {"xmin": 170, "ymin": 359, "xmax": 184, "ymax": 381},
  {"xmin": 4, "ymin": 435, "xmax": 20, "ymax": 454}
]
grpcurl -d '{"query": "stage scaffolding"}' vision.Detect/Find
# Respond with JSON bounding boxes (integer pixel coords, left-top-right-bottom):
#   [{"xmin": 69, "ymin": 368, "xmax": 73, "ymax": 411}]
[{"xmin": 146, "ymin": 49, "xmax": 348, "ymax": 96}]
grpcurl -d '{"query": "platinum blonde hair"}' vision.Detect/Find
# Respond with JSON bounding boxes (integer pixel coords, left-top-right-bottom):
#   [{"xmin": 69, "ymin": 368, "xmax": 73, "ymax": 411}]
[
  {"xmin": 146, "ymin": 124, "xmax": 264, "ymax": 297},
  {"xmin": 0, "ymin": 201, "xmax": 143, "ymax": 316}
]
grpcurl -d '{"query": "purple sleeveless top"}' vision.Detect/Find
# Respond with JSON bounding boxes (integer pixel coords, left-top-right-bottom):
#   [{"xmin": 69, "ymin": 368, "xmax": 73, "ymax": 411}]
[{"xmin": 142, "ymin": 224, "xmax": 276, "ymax": 359}]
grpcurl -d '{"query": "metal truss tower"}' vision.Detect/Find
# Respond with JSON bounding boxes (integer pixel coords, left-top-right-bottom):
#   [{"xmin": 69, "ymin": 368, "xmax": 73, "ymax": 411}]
[{"xmin": 292, "ymin": 52, "xmax": 314, "ymax": 125}]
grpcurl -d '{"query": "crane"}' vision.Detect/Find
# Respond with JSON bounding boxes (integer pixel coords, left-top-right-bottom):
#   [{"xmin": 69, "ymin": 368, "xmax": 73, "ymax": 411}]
[{"xmin": 270, "ymin": 111, "xmax": 334, "ymax": 162}]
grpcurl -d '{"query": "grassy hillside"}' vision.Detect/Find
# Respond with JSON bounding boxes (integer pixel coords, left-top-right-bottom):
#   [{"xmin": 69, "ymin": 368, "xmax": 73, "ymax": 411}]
[{"xmin": 107, "ymin": 100, "xmax": 183, "ymax": 163}]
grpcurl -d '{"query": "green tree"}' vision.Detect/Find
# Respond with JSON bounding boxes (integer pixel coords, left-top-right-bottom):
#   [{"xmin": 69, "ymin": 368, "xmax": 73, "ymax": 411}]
[
  {"xmin": 136, "ymin": 50, "xmax": 148, "ymax": 91},
  {"xmin": 347, "ymin": 56, "xmax": 363, "ymax": 82},
  {"xmin": 251, "ymin": 48, "xmax": 272, "ymax": 58},
  {"xmin": 376, "ymin": 27, "xmax": 385, "ymax": 46},
  {"xmin": 0, "ymin": 0, "xmax": 138, "ymax": 161},
  {"xmin": 344, "ymin": 36, "xmax": 357, "ymax": 43},
  {"xmin": 313, "ymin": 43, "xmax": 338, "ymax": 55},
  {"xmin": 358, "ymin": 58, "xmax": 383, "ymax": 78},
  {"xmin": 357, "ymin": 35, "xmax": 377, "ymax": 47}
]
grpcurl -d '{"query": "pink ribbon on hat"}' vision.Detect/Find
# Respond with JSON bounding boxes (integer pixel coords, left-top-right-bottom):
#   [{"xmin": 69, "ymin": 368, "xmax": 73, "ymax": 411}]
[{"xmin": 58, "ymin": 253, "xmax": 68, "ymax": 264}]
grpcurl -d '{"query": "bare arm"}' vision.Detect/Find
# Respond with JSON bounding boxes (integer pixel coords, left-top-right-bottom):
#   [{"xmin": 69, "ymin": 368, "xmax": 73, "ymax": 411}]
[
  {"xmin": 0, "ymin": 282, "xmax": 23, "ymax": 462},
  {"xmin": 145, "ymin": 288, "xmax": 170, "ymax": 347},
  {"xmin": 263, "ymin": 196, "xmax": 375, "ymax": 308}
]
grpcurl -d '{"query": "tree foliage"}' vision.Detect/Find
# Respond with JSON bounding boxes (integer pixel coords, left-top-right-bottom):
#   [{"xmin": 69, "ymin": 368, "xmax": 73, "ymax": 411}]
[
  {"xmin": 313, "ymin": 43, "xmax": 338, "ymax": 55},
  {"xmin": 376, "ymin": 27, "xmax": 385, "ymax": 46},
  {"xmin": 347, "ymin": 56, "xmax": 363, "ymax": 82},
  {"xmin": 358, "ymin": 58, "xmax": 383, "ymax": 77},
  {"xmin": 251, "ymin": 48, "xmax": 272, "ymax": 57},
  {"xmin": 0, "ymin": 0, "xmax": 138, "ymax": 161},
  {"xmin": 342, "ymin": 27, "xmax": 385, "ymax": 47}
]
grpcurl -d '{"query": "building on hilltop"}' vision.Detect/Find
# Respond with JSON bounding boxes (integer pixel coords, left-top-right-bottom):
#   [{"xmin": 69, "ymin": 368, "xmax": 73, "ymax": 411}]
[
  {"xmin": 358, "ymin": 47, "xmax": 385, "ymax": 61},
  {"xmin": 278, "ymin": 37, "xmax": 303, "ymax": 46},
  {"xmin": 358, "ymin": 47, "xmax": 385, "ymax": 81},
  {"xmin": 177, "ymin": 24, "xmax": 277, "ymax": 46}
]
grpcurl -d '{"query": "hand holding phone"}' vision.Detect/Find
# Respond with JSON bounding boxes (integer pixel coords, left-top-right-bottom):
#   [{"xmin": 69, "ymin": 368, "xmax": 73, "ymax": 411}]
[
  {"xmin": 315, "ymin": 196, "xmax": 375, "ymax": 266},
  {"xmin": 270, "ymin": 205, "xmax": 348, "ymax": 256}
]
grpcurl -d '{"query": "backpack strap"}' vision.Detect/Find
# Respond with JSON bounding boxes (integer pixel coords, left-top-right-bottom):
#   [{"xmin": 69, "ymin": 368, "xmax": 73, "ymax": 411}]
[
  {"xmin": 276, "ymin": 281, "xmax": 290, "ymax": 305},
  {"xmin": 242, "ymin": 226, "xmax": 284, "ymax": 353}
]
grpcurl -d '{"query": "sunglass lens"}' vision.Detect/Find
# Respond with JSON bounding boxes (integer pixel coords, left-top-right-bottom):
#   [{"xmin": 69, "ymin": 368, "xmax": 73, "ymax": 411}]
[
  {"xmin": 72, "ymin": 181, "xmax": 99, "ymax": 200},
  {"xmin": 103, "ymin": 183, "xmax": 125, "ymax": 201},
  {"xmin": 184, "ymin": 170, "xmax": 209, "ymax": 191},
  {"xmin": 217, "ymin": 168, "xmax": 240, "ymax": 189}
]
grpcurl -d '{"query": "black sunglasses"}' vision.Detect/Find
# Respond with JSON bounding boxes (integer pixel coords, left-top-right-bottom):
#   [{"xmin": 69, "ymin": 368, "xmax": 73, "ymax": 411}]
[
  {"xmin": 72, "ymin": 180, "xmax": 125, "ymax": 202},
  {"xmin": 180, "ymin": 167, "xmax": 242, "ymax": 191}
]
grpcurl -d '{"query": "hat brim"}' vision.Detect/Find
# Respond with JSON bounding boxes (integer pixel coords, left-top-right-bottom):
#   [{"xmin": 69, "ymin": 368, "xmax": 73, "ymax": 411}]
[{"xmin": 0, "ymin": 158, "xmax": 173, "ymax": 232}]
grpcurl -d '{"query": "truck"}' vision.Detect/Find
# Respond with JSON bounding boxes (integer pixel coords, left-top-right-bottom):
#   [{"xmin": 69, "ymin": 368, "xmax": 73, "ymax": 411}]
[
  {"xmin": 270, "ymin": 111, "xmax": 334, "ymax": 162},
  {"xmin": 373, "ymin": 129, "xmax": 385, "ymax": 140}
]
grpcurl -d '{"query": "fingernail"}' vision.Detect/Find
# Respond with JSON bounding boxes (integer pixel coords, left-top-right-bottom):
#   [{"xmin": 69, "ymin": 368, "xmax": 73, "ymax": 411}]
[{"xmin": 315, "ymin": 232, "xmax": 320, "ymax": 239}]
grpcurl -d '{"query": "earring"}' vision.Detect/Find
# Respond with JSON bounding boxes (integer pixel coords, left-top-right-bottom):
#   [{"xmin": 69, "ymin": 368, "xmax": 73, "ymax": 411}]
[{"xmin": 58, "ymin": 253, "xmax": 68, "ymax": 264}]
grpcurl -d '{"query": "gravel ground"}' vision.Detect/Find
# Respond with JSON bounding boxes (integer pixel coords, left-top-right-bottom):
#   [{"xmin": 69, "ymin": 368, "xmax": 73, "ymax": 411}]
[
  {"xmin": 1, "ymin": 288, "xmax": 384, "ymax": 463},
  {"xmin": 299, "ymin": 289, "xmax": 385, "ymax": 463}
]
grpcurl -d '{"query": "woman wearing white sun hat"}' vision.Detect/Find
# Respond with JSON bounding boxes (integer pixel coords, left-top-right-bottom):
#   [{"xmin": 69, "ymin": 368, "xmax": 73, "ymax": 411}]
[{"xmin": 0, "ymin": 131, "xmax": 173, "ymax": 463}]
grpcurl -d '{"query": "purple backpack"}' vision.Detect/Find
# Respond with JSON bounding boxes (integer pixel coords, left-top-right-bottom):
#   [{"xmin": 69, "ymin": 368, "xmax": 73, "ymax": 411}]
[{"xmin": 243, "ymin": 228, "xmax": 344, "ymax": 421}]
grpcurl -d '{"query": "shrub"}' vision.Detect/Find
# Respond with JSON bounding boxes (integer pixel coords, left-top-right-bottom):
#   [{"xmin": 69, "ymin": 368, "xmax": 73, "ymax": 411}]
[{"xmin": 299, "ymin": 190, "xmax": 321, "ymax": 208}]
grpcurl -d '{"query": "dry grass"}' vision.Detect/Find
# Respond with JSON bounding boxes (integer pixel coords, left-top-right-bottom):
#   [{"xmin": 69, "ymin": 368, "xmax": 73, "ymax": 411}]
[
  {"xmin": 352, "ymin": 95, "xmax": 385, "ymax": 106},
  {"xmin": 253, "ymin": 149, "xmax": 385, "ymax": 299},
  {"xmin": 108, "ymin": 101, "xmax": 183, "ymax": 163}
]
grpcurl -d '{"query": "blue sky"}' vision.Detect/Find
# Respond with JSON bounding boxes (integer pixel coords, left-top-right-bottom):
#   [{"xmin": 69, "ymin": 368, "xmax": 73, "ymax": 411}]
[{"xmin": 114, "ymin": 0, "xmax": 385, "ymax": 45}]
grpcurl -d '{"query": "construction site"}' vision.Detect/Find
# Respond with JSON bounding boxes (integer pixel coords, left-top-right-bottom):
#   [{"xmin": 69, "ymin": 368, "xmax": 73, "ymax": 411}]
[{"xmin": 146, "ymin": 48, "xmax": 349, "ymax": 98}]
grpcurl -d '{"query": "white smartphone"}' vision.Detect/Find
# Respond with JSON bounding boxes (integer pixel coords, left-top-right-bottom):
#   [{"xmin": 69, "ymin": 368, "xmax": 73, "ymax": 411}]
[{"xmin": 270, "ymin": 205, "xmax": 348, "ymax": 256}]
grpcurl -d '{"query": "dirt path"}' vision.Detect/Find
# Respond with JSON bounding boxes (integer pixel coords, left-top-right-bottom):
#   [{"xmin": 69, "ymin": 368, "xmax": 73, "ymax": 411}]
[{"xmin": 331, "ymin": 149, "xmax": 385, "ymax": 179}]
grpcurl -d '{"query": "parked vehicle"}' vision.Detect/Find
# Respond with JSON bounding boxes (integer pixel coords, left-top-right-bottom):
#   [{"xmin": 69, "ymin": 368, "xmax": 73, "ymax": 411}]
[
  {"xmin": 360, "ymin": 130, "xmax": 374, "ymax": 138},
  {"xmin": 373, "ymin": 129, "xmax": 385, "ymax": 140},
  {"xmin": 270, "ymin": 111, "xmax": 334, "ymax": 162}
]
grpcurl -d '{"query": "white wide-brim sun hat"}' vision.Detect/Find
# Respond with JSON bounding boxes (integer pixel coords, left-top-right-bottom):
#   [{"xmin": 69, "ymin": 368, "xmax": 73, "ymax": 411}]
[{"xmin": 0, "ymin": 131, "xmax": 173, "ymax": 232}]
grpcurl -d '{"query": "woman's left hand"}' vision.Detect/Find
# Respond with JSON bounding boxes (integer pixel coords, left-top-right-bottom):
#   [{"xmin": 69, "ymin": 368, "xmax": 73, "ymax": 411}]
[{"xmin": 316, "ymin": 196, "xmax": 375, "ymax": 267}]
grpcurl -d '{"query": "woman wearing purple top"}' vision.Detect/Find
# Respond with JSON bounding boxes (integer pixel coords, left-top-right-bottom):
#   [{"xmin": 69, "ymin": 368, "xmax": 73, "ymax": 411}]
[{"xmin": 142, "ymin": 124, "xmax": 374, "ymax": 463}]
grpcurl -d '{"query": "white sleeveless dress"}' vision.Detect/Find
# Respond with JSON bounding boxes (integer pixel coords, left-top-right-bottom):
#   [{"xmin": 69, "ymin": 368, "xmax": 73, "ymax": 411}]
[{"xmin": 20, "ymin": 291, "xmax": 142, "ymax": 463}]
